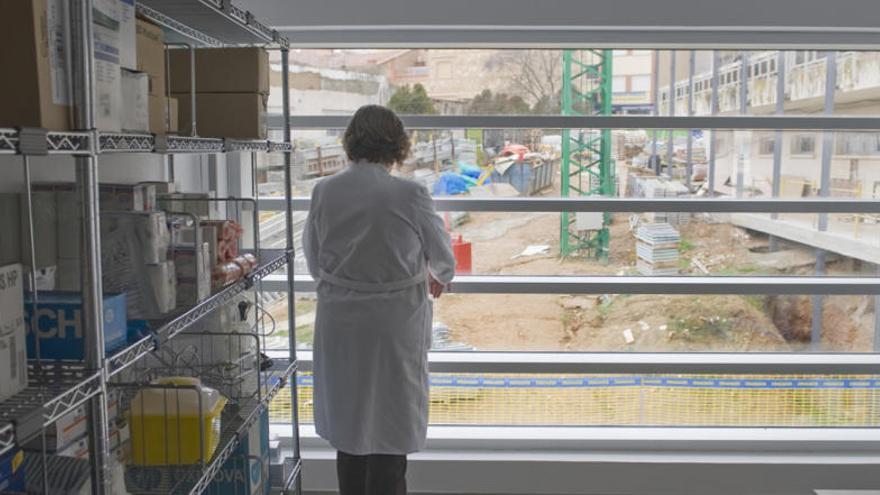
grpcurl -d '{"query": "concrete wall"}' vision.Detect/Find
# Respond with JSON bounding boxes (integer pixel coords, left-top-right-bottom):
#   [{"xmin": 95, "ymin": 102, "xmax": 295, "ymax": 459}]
[{"xmin": 709, "ymin": 130, "xmax": 880, "ymax": 200}]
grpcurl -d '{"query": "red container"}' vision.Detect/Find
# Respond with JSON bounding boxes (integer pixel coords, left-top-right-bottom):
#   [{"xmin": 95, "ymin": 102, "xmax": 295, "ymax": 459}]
[{"xmin": 451, "ymin": 234, "xmax": 472, "ymax": 274}]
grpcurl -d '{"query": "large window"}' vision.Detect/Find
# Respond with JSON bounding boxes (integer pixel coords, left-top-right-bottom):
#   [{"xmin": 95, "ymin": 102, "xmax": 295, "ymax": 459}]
[{"xmin": 260, "ymin": 48, "xmax": 880, "ymax": 433}]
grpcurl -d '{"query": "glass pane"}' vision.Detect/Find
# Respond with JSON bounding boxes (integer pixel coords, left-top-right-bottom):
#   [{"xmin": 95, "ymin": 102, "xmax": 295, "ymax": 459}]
[
  {"xmin": 272, "ymin": 372, "xmax": 880, "ymax": 427},
  {"xmin": 432, "ymin": 294, "xmax": 876, "ymax": 353},
  {"xmin": 268, "ymin": 128, "xmax": 880, "ymax": 279},
  {"xmin": 268, "ymin": 292, "xmax": 879, "ymax": 353},
  {"xmin": 284, "ymin": 128, "xmax": 880, "ymax": 202},
  {"xmin": 268, "ymin": 49, "xmax": 880, "ymax": 116}
]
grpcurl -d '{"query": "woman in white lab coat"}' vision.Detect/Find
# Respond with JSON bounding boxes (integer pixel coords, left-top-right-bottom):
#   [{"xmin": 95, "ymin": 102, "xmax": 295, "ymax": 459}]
[{"xmin": 303, "ymin": 105, "xmax": 456, "ymax": 495}]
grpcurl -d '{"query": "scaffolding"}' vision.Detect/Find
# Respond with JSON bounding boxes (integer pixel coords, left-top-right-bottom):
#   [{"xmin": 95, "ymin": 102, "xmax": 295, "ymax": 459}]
[{"xmin": 560, "ymin": 50, "xmax": 615, "ymax": 258}]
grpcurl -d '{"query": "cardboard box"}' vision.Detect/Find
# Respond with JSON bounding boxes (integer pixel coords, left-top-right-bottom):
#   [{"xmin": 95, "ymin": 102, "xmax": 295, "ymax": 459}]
[
  {"xmin": 103, "ymin": 259, "xmax": 175, "ymax": 319},
  {"xmin": 119, "ymin": 0, "xmax": 136, "ymax": 69},
  {"xmin": 172, "ymin": 243, "xmax": 211, "ymax": 307},
  {"xmin": 136, "ymin": 18, "xmax": 166, "ymax": 98},
  {"xmin": 121, "ymin": 69, "xmax": 149, "ymax": 132},
  {"xmin": 139, "ymin": 181, "xmax": 175, "ymax": 195},
  {"xmin": 24, "ymin": 291, "xmax": 128, "ymax": 360},
  {"xmin": 0, "ymin": 0, "xmax": 71, "ymax": 130},
  {"xmin": 148, "ymin": 95, "xmax": 178, "ymax": 135},
  {"xmin": 32, "ymin": 392, "xmax": 120, "ymax": 453},
  {"xmin": 25, "ymin": 191, "xmax": 59, "ymax": 269},
  {"xmin": 100, "ymin": 183, "xmax": 157, "ymax": 212},
  {"xmin": 0, "ymin": 195, "xmax": 22, "ymax": 266},
  {"xmin": 0, "ymin": 264, "xmax": 28, "ymax": 403},
  {"xmin": 55, "ymin": 258, "xmax": 80, "ymax": 291},
  {"xmin": 101, "ymin": 211, "xmax": 169, "ymax": 264},
  {"xmin": 55, "ymin": 190, "xmax": 82, "ymax": 262},
  {"xmin": 157, "ymin": 192, "xmax": 211, "ymax": 219},
  {"xmin": 55, "ymin": 424, "xmax": 125, "ymax": 460},
  {"xmin": 168, "ymin": 47, "xmax": 269, "ymax": 94},
  {"xmin": 93, "ymin": 0, "xmax": 123, "ymax": 131},
  {"xmin": 173, "ymin": 93, "xmax": 267, "ymax": 139}
]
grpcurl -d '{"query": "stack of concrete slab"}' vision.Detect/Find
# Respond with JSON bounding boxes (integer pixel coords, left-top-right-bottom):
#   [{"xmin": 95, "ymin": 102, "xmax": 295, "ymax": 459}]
[
  {"xmin": 630, "ymin": 176, "xmax": 691, "ymax": 225},
  {"xmin": 636, "ymin": 223, "xmax": 681, "ymax": 276}
]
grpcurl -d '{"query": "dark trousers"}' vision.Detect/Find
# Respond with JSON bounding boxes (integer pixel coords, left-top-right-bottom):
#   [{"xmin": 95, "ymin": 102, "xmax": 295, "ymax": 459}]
[{"xmin": 336, "ymin": 451, "xmax": 407, "ymax": 495}]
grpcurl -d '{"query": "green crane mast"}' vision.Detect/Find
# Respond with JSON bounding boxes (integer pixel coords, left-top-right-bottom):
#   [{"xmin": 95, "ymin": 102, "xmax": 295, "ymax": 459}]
[{"xmin": 559, "ymin": 49, "xmax": 614, "ymax": 259}]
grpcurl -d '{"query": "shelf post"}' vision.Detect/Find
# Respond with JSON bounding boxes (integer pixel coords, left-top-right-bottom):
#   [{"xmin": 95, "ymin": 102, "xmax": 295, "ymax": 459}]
[
  {"xmin": 71, "ymin": 1, "xmax": 111, "ymax": 493},
  {"xmin": 281, "ymin": 46, "xmax": 302, "ymax": 494}
]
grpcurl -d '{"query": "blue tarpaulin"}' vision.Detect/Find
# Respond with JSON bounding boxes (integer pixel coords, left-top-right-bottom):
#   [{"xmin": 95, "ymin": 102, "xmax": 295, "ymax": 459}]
[{"xmin": 433, "ymin": 173, "xmax": 471, "ymax": 195}]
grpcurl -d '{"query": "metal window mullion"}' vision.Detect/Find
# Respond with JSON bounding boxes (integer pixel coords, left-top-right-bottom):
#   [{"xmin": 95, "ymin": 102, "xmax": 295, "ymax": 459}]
[
  {"xmin": 812, "ymin": 51, "xmax": 839, "ymax": 352},
  {"xmin": 651, "ymin": 50, "xmax": 660, "ymax": 174},
  {"xmin": 666, "ymin": 51, "xmax": 676, "ymax": 176},
  {"xmin": 686, "ymin": 49, "xmax": 695, "ymax": 190},
  {"xmin": 708, "ymin": 50, "xmax": 720, "ymax": 196}
]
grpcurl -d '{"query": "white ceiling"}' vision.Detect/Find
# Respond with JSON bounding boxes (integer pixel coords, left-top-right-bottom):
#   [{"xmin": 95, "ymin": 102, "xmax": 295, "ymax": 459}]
[{"xmin": 240, "ymin": 0, "xmax": 880, "ymax": 48}]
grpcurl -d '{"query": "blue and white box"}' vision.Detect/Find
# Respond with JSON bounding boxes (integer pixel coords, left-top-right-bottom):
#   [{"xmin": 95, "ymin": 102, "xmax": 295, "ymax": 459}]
[
  {"xmin": 209, "ymin": 408, "xmax": 270, "ymax": 495},
  {"xmin": 0, "ymin": 447, "xmax": 24, "ymax": 493},
  {"xmin": 24, "ymin": 291, "xmax": 128, "ymax": 360}
]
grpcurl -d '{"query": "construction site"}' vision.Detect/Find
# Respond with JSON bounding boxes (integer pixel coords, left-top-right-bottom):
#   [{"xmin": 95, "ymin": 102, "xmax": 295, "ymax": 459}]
[{"xmin": 262, "ymin": 49, "xmax": 880, "ymax": 428}]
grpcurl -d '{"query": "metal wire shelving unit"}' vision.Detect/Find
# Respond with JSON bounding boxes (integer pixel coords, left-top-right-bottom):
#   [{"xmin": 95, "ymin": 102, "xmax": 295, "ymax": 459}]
[{"xmin": 0, "ymin": 1, "xmax": 301, "ymax": 493}]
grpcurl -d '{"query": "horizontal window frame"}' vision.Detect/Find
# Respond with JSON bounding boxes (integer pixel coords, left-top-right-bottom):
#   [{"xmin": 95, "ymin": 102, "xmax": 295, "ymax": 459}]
[
  {"xmin": 277, "ymin": 26, "xmax": 880, "ymax": 51},
  {"xmin": 258, "ymin": 196, "xmax": 880, "ymax": 214},
  {"xmin": 279, "ymin": 274, "xmax": 880, "ymax": 296},
  {"xmin": 272, "ymin": 114, "xmax": 880, "ymax": 131},
  {"xmin": 275, "ymin": 350, "xmax": 880, "ymax": 375}
]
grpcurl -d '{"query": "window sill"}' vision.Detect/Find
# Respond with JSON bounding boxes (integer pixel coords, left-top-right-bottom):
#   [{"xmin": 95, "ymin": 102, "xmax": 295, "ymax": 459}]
[{"xmin": 274, "ymin": 425, "xmax": 880, "ymax": 494}]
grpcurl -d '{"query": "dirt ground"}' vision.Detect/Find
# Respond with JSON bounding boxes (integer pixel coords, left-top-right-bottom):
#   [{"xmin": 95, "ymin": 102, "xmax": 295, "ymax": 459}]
[
  {"xmin": 277, "ymin": 166, "xmax": 877, "ymax": 353},
  {"xmin": 434, "ymin": 192, "xmax": 877, "ymax": 353}
]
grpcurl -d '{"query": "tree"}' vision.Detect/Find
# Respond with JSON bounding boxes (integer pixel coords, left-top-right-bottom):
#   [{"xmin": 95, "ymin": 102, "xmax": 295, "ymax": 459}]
[
  {"xmin": 490, "ymin": 50, "xmax": 563, "ymax": 113},
  {"xmin": 467, "ymin": 89, "xmax": 530, "ymax": 114},
  {"xmin": 387, "ymin": 83, "xmax": 435, "ymax": 114}
]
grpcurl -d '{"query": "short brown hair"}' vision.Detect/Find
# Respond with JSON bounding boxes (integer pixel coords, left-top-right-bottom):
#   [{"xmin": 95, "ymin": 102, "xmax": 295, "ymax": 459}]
[{"xmin": 343, "ymin": 105, "xmax": 411, "ymax": 166}]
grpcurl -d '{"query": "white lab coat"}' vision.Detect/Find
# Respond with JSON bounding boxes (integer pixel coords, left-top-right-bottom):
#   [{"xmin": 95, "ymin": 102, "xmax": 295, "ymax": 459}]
[{"xmin": 303, "ymin": 161, "xmax": 455, "ymax": 455}]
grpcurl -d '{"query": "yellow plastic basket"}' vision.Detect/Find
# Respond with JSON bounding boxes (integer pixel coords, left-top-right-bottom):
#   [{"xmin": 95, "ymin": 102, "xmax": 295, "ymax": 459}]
[{"xmin": 127, "ymin": 377, "xmax": 227, "ymax": 466}]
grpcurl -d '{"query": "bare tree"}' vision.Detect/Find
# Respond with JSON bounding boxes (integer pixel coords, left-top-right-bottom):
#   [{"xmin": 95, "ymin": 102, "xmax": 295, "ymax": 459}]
[{"xmin": 490, "ymin": 50, "xmax": 563, "ymax": 111}]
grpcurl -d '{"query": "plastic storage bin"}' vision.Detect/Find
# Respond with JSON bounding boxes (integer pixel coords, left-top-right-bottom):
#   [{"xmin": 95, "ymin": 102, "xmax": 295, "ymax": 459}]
[{"xmin": 128, "ymin": 377, "xmax": 227, "ymax": 466}]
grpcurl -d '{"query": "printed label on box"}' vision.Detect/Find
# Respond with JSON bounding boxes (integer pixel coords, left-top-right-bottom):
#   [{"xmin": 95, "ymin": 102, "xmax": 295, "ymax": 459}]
[{"xmin": 47, "ymin": 0, "xmax": 71, "ymax": 106}]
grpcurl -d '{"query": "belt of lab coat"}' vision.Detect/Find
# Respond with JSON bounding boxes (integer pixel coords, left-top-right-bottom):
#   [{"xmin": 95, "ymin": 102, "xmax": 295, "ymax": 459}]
[{"xmin": 318, "ymin": 269, "xmax": 426, "ymax": 293}]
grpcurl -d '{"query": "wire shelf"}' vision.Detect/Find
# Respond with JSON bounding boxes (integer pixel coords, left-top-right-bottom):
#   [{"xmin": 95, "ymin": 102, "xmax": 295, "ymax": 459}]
[
  {"xmin": 0, "ymin": 128, "xmax": 93, "ymax": 155},
  {"xmin": 47, "ymin": 131, "xmax": 92, "ymax": 154},
  {"xmin": 106, "ymin": 251, "xmax": 291, "ymax": 378},
  {"xmin": 136, "ymin": 0, "xmax": 286, "ymax": 48},
  {"xmin": 0, "ymin": 128, "xmax": 18, "ymax": 154},
  {"xmin": 99, "ymin": 132, "xmax": 155, "ymax": 152},
  {"xmin": 1, "ymin": 130, "xmax": 291, "ymax": 155},
  {"xmin": 0, "ymin": 365, "xmax": 103, "ymax": 456},
  {"xmin": 121, "ymin": 358, "xmax": 296, "ymax": 495}
]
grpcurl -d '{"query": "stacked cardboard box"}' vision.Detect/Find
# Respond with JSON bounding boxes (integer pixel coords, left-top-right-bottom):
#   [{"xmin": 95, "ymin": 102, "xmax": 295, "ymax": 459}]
[
  {"xmin": 101, "ymin": 212, "xmax": 176, "ymax": 319},
  {"xmin": 635, "ymin": 223, "xmax": 681, "ymax": 276},
  {"xmin": 137, "ymin": 18, "xmax": 179, "ymax": 135},
  {"xmin": 0, "ymin": 0, "xmax": 72, "ymax": 130},
  {"xmin": 0, "ymin": 0, "xmax": 143, "ymax": 131},
  {"xmin": 169, "ymin": 47, "xmax": 269, "ymax": 139},
  {"xmin": 16, "ymin": 183, "xmax": 177, "ymax": 319}
]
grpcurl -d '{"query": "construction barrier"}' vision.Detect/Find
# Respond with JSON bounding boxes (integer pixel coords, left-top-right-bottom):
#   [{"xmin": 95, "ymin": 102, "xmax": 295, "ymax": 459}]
[{"xmin": 268, "ymin": 373, "xmax": 880, "ymax": 428}]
